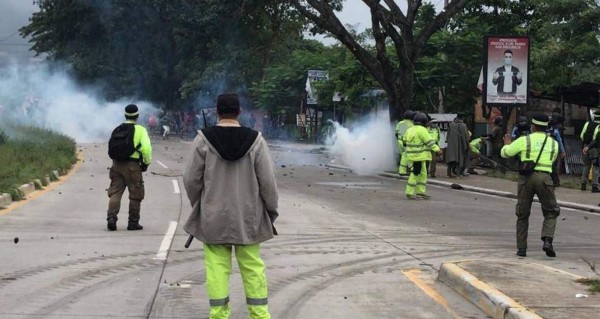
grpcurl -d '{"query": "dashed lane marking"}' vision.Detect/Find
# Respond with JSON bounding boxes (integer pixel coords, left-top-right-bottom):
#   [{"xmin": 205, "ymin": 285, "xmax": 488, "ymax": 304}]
[
  {"xmin": 154, "ymin": 221, "xmax": 178, "ymax": 260},
  {"xmin": 172, "ymin": 179, "xmax": 180, "ymax": 194},
  {"xmin": 156, "ymin": 160, "xmax": 168, "ymax": 169}
]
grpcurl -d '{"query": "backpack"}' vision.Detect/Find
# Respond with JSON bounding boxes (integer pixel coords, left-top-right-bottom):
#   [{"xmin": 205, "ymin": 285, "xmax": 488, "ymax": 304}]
[
  {"xmin": 582, "ymin": 121, "xmax": 599, "ymax": 145},
  {"xmin": 108, "ymin": 123, "xmax": 140, "ymax": 160}
]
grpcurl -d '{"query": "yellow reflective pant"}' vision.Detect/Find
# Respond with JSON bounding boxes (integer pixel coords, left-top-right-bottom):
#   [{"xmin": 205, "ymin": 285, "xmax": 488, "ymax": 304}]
[
  {"xmin": 406, "ymin": 161, "xmax": 428, "ymax": 195},
  {"xmin": 398, "ymin": 144, "xmax": 412, "ymax": 175},
  {"xmin": 204, "ymin": 243, "xmax": 270, "ymax": 319}
]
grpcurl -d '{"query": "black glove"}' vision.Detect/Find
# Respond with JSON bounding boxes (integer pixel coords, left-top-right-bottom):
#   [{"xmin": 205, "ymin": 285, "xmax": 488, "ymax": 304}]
[{"xmin": 140, "ymin": 163, "xmax": 149, "ymax": 172}]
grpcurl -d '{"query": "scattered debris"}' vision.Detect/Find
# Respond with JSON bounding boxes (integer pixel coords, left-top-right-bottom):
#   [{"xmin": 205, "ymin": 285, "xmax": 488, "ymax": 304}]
[
  {"xmin": 575, "ymin": 293, "xmax": 588, "ymax": 298},
  {"xmin": 13, "ymin": 237, "xmax": 18, "ymax": 244},
  {"xmin": 451, "ymin": 183, "xmax": 464, "ymax": 190}
]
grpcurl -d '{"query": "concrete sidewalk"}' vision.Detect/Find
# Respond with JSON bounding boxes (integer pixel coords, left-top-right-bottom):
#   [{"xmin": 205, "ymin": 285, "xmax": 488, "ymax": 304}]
[
  {"xmin": 439, "ymin": 260, "xmax": 600, "ymax": 319},
  {"xmin": 325, "ymin": 160, "xmax": 600, "ymax": 319}
]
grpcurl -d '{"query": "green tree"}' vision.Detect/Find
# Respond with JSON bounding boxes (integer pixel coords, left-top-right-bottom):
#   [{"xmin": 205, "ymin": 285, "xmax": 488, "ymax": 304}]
[
  {"xmin": 289, "ymin": 0, "xmax": 470, "ymax": 121},
  {"xmin": 527, "ymin": 0, "xmax": 600, "ymax": 92}
]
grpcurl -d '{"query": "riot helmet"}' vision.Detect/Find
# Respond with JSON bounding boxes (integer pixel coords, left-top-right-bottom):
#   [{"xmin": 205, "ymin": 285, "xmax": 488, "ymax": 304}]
[{"xmin": 413, "ymin": 112, "xmax": 428, "ymax": 126}]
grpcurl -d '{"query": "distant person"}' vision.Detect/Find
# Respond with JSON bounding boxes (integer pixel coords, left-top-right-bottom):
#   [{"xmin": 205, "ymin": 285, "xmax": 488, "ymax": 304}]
[
  {"xmin": 183, "ymin": 93, "xmax": 279, "ymax": 319},
  {"xmin": 395, "ymin": 110, "xmax": 415, "ymax": 175},
  {"xmin": 511, "ymin": 115, "xmax": 530, "ymax": 139},
  {"xmin": 501, "ymin": 113, "xmax": 560, "ymax": 258},
  {"xmin": 402, "ymin": 113, "xmax": 441, "ymax": 199},
  {"xmin": 426, "ymin": 116, "xmax": 441, "ymax": 178},
  {"xmin": 467, "ymin": 136, "xmax": 487, "ymax": 174},
  {"xmin": 106, "ymin": 104, "xmax": 152, "ymax": 231},
  {"xmin": 148, "ymin": 113, "xmax": 157, "ymax": 136},
  {"xmin": 489, "ymin": 116, "xmax": 505, "ymax": 170},
  {"xmin": 580, "ymin": 110, "xmax": 600, "ymax": 192},
  {"xmin": 492, "ymin": 49, "xmax": 523, "ymax": 96},
  {"xmin": 262, "ymin": 114, "xmax": 270, "ymax": 138},
  {"xmin": 445, "ymin": 114, "xmax": 469, "ymax": 177},
  {"xmin": 160, "ymin": 112, "xmax": 174, "ymax": 140},
  {"xmin": 547, "ymin": 117, "xmax": 566, "ymax": 187}
]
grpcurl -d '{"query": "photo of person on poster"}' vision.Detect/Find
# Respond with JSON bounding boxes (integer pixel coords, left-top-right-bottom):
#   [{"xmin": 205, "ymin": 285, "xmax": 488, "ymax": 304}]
[
  {"xmin": 492, "ymin": 49, "xmax": 523, "ymax": 96},
  {"xmin": 484, "ymin": 36, "xmax": 529, "ymax": 105}
]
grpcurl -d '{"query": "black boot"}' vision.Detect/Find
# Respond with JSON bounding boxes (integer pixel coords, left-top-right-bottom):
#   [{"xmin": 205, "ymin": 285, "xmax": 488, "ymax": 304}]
[
  {"xmin": 127, "ymin": 222, "xmax": 143, "ymax": 231},
  {"xmin": 592, "ymin": 185, "xmax": 600, "ymax": 193},
  {"xmin": 516, "ymin": 248, "xmax": 527, "ymax": 257},
  {"xmin": 581, "ymin": 183, "xmax": 587, "ymax": 191},
  {"xmin": 107, "ymin": 217, "xmax": 117, "ymax": 231},
  {"xmin": 542, "ymin": 237, "xmax": 556, "ymax": 257}
]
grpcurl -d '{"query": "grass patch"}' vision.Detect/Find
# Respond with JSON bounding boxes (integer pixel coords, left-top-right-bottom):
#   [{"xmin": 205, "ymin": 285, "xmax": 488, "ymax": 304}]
[
  {"xmin": 575, "ymin": 278, "xmax": 600, "ymax": 293},
  {"xmin": 0, "ymin": 125, "xmax": 76, "ymax": 198}
]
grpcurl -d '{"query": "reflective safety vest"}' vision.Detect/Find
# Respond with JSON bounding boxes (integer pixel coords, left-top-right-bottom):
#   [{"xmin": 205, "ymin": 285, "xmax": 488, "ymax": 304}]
[
  {"xmin": 500, "ymin": 131, "xmax": 558, "ymax": 173},
  {"xmin": 469, "ymin": 138, "xmax": 483, "ymax": 154},
  {"xmin": 125, "ymin": 120, "xmax": 153, "ymax": 165},
  {"xmin": 402, "ymin": 125, "xmax": 441, "ymax": 162},
  {"xmin": 395, "ymin": 120, "xmax": 413, "ymax": 142},
  {"xmin": 427, "ymin": 126, "xmax": 441, "ymax": 145}
]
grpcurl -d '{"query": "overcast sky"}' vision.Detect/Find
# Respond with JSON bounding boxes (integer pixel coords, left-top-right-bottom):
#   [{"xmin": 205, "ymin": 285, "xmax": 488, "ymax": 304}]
[
  {"xmin": 0, "ymin": 1, "xmax": 447, "ymax": 57},
  {"xmin": 0, "ymin": 0, "xmax": 37, "ymax": 59}
]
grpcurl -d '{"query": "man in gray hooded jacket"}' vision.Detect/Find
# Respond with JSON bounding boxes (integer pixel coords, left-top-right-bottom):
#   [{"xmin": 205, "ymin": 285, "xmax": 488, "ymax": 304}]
[{"xmin": 183, "ymin": 93, "xmax": 278, "ymax": 319}]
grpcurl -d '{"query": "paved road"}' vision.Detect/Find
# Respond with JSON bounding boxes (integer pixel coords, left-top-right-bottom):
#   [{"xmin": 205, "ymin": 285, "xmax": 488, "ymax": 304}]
[{"xmin": 0, "ymin": 138, "xmax": 599, "ymax": 318}]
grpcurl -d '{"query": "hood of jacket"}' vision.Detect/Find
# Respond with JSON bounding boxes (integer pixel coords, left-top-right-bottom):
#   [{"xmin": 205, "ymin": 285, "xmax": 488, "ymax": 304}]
[{"xmin": 200, "ymin": 126, "xmax": 259, "ymax": 161}]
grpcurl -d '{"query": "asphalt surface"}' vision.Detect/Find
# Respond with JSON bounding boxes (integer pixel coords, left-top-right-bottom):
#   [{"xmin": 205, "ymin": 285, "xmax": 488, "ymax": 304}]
[{"xmin": 0, "ymin": 138, "xmax": 599, "ymax": 318}]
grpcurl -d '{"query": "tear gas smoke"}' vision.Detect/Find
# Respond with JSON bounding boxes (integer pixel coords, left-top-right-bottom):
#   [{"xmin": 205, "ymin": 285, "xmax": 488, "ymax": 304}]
[
  {"xmin": 327, "ymin": 110, "xmax": 396, "ymax": 175},
  {"xmin": 0, "ymin": 62, "xmax": 157, "ymax": 143}
]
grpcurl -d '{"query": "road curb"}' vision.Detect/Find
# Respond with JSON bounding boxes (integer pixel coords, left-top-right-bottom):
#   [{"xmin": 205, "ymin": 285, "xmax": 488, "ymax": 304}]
[
  {"xmin": 0, "ymin": 193, "xmax": 12, "ymax": 208},
  {"xmin": 438, "ymin": 262, "xmax": 543, "ymax": 319},
  {"xmin": 18, "ymin": 182, "xmax": 35, "ymax": 197}
]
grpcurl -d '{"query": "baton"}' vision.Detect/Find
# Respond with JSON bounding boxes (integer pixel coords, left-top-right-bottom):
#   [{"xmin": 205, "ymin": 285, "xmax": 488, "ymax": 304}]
[
  {"xmin": 184, "ymin": 234, "xmax": 194, "ymax": 248},
  {"xmin": 477, "ymin": 153, "xmax": 517, "ymax": 172}
]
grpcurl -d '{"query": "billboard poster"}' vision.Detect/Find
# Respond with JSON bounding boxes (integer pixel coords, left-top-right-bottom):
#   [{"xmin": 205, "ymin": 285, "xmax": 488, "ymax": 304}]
[
  {"xmin": 305, "ymin": 70, "xmax": 328, "ymax": 105},
  {"xmin": 483, "ymin": 36, "xmax": 530, "ymax": 105}
]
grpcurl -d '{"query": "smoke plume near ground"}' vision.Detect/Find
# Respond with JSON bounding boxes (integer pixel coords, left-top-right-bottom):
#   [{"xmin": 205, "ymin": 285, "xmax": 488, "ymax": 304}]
[
  {"xmin": 0, "ymin": 63, "xmax": 156, "ymax": 143},
  {"xmin": 328, "ymin": 111, "xmax": 396, "ymax": 175}
]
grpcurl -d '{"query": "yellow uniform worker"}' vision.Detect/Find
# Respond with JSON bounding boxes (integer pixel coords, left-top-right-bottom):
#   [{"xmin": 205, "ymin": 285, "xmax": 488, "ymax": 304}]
[{"xmin": 501, "ymin": 113, "xmax": 559, "ymax": 258}]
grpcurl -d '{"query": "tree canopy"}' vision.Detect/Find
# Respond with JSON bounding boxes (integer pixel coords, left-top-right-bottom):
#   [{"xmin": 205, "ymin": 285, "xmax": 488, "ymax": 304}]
[{"xmin": 16, "ymin": 0, "xmax": 600, "ymax": 124}]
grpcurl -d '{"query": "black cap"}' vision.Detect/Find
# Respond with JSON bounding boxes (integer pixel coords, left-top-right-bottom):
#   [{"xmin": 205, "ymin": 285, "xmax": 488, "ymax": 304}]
[
  {"xmin": 216, "ymin": 93, "xmax": 241, "ymax": 115},
  {"xmin": 531, "ymin": 113, "xmax": 549, "ymax": 126},
  {"xmin": 125, "ymin": 104, "xmax": 139, "ymax": 116}
]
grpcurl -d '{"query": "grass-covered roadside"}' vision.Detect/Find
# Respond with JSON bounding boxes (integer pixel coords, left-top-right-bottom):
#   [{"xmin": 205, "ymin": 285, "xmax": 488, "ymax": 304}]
[{"xmin": 0, "ymin": 125, "xmax": 77, "ymax": 200}]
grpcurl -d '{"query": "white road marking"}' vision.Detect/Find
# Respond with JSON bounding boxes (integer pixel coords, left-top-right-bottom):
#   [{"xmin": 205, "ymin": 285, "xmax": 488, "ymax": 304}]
[
  {"xmin": 172, "ymin": 179, "xmax": 180, "ymax": 194},
  {"xmin": 154, "ymin": 221, "xmax": 178, "ymax": 260},
  {"xmin": 156, "ymin": 160, "xmax": 168, "ymax": 169}
]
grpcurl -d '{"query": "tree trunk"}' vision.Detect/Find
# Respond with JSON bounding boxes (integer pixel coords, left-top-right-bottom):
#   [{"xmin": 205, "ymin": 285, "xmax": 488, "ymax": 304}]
[{"xmin": 384, "ymin": 68, "xmax": 415, "ymax": 122}]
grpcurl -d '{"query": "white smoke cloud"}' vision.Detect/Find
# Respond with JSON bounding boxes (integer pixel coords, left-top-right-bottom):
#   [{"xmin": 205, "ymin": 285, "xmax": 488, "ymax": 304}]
[
  {"xmin": 327, "ymin": 110, "xmax": 396, "ymax": 175},
  {"xmin": 0, "ymin": 62, "xmax": 158, "ymax": 143}
]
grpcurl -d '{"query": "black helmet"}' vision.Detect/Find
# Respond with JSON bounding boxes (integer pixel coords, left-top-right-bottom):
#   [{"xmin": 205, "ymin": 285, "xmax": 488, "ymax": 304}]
[
  {"xmin": 494, "ymin": 116, "xmax": 503, "ymax": 126},
  {"xmin": 516, "ymin": 116, "xmax": 529, "ymax": 127},
  {"xmin": 413, "ymin": 112, "xmax": 428, "ymax": 126},
  {"xmin": 404, "ymin": 110, "xmax": 415, "ymax": 120}
]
